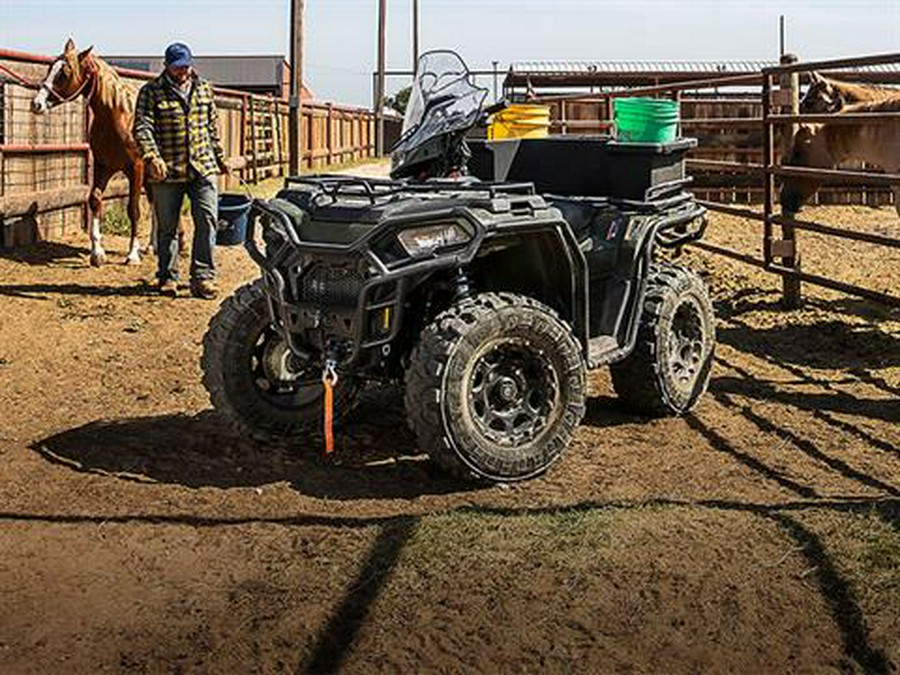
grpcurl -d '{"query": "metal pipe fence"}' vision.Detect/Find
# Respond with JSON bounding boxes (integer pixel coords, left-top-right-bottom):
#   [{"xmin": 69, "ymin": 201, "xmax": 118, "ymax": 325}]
[{"xmin": 531, "ymin": 51, "xmax": 900, "ymax": 308}]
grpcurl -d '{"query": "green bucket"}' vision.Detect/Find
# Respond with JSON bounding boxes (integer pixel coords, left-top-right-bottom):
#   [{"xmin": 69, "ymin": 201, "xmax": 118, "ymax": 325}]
[{"xmin": 613, "ymin": 97, "xmax": 679, "ymax": 143}]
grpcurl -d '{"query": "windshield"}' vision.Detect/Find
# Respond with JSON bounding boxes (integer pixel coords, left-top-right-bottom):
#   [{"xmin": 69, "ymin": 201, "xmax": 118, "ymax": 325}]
[{"xmin": 398, "ymin": 50, "xmax": 487, "ymax": 149}]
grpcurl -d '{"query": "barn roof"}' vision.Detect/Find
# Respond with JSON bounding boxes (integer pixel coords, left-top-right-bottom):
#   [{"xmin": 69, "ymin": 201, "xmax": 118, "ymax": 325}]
[
  {"xmin": 504, "ymin": 59, "xmax": 900, "ymax": 87},
  {"xmin": 510, "ymin": 60, "xmax": 776, "ymax": 74},
  {"xmin": 104, "ymin": 54, "xmax": 314, "ymax": 99}
]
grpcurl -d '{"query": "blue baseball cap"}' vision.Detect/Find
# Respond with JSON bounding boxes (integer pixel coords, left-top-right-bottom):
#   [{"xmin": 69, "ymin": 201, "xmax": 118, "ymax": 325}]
[{"xmin": 164, "ymin": 42, "xmax": 193, "ymax": 67}]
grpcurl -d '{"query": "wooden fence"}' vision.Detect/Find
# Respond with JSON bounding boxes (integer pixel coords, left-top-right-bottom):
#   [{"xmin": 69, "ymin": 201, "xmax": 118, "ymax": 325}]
[{"xmin": 0, "ymin": 48, "xmax": 380, "ymax": 247}]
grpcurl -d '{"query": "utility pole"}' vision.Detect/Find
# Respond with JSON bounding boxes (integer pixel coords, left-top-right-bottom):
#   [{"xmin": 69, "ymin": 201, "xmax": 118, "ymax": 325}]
[
  {"xmin": 492, "ymin": 60, "xmax": 499, "ymax": 100},
  {"xmin": 412, "ymin": 0, "xmax": 419, "ymax": 72},
  {"xmin": 779, "ymin": 15, "xmax": 785, "ymax": 57},
  {"xmin": 289, "ymin": 0, "xmax": 304, "ymax": 175},
  {"xmin": 376, "ymin": 0, "xmax": 387, "ymax": 156}
]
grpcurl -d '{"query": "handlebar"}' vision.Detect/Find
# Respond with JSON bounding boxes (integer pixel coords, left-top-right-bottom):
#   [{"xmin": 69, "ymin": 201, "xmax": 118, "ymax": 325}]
[
  {"xmin": 483, "ymin": 99, "xmax": 509, "ymax": 116},
  {"xmin": 477, "ymin": 99, "xmax": 509, "ymax": 128}
]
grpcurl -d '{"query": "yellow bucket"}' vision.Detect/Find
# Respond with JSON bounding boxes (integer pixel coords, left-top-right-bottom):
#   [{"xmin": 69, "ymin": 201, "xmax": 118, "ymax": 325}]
[{"xmin": 488, "ymin": 104, "xmax": 551, "ymax": 140}]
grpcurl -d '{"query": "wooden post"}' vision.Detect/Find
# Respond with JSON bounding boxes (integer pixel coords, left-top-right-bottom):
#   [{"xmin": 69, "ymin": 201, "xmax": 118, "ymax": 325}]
[
  {"xmin": 83, "ymin": 102, "xmax": 92, "ymax": 233},
  {"xmin": 779, "ymin": 53, "xmax": 802, "ymax": 308},
  {"xmin": 674, "ymin": 89, "xmax": 683, "ymax": 140},
  {"xmin": 376, "ymin": 0, "xmax": 386, "ymax": 156},
  {"xmin": 301, "ymin": 104, "xmax": 310, "ymax": 171},
  {"xmin": 272, "ymin": 95, "xmax": 283, "ymax": 177},
  {"xmin": 289, "ymin": 0, "xmax": 304, "ymax": 175},
  {"xmin": 326, "ymin": 102, "xmax": 334, "ymax": 165},
  {"xmin": 239, "ymin": 95, "xmax": 247, "ymax": 183},
  {"xmin": 248, "ymin": 95, "xmax": 258, "ymax": 184}
]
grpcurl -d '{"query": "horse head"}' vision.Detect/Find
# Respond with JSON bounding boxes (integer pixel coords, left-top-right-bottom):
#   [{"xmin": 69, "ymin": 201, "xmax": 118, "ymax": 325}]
[
  {"xmin": 31, "ymin": 38, "xmax": 96, "ymax": 114},
  {"xmin": 779, "ymin": 124, "xmax": 834, "ymax": 215},
  {"xmin": 799, "ymin": 72, "xmax": 844, "ymax": 114}
]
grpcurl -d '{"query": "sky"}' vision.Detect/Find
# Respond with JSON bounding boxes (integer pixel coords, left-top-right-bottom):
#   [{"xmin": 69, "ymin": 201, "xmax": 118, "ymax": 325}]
[{"xmin": 1, "ymin": 0, "xmax": 898, "ymax": 106}]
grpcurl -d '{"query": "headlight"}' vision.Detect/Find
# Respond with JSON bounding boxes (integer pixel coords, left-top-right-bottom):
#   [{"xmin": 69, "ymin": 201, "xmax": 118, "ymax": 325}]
[{"xmin": 396, "ymin": 222, "xmax": 471, "ymax": 257}]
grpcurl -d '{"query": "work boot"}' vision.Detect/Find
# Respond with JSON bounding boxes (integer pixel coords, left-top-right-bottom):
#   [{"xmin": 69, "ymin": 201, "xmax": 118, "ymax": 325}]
[
  {"xmin": 191, "ymin": 278, "xmax": 218, "ymax": 300},
  {"xmin": 158, "ymin": 279, "xmax": 178, "ymax": 298}
]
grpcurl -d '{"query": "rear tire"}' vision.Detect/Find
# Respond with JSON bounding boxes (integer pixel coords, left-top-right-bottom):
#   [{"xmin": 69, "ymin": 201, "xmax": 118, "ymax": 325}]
[
  {"xmin": 405, "ymin": 292, "xmax": 586, "ymax": 482},
  {"xmin": 201, "ymin": 279, "xmax": 358, "ymax": 441},
  {"xmin": 610, "ymin": 264, "xmax": 715, "ymax": 416}
]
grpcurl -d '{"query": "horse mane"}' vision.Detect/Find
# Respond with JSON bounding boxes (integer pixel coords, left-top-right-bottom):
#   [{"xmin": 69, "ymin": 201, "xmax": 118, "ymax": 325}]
[
  {"xmin": 88, "ymin": 54, "xmax": 137, "ymax": 114},
  {"xmin": 801, "ymin": 74, "xmax": 900, "ymax": 114},
  {"xmin": 840, "ymin": 96, "xmax": 900, "ymax": 114},
  {"xmin": 823, "ymin": 77, "xmax": 899, "ymax": 97}
]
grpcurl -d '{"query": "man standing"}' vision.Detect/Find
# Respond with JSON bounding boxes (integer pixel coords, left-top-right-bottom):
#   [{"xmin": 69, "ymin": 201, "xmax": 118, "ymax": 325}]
[{"xmin": 134, "ymin": 42, "xmax": 228, "ymax": 299}]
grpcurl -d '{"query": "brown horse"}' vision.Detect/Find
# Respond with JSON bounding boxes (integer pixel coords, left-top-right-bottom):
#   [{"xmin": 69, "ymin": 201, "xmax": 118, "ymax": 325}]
[
  {"xmin": 800, "ymin": 71, "xmax": 900, "ymax": 114},
  {"xmin": 780, "ymin": 97, "xmax": 900, "ymax": 216},
  {"xmin": 31, "ymin": 38, "xmax": 148, "ymax": 266}
]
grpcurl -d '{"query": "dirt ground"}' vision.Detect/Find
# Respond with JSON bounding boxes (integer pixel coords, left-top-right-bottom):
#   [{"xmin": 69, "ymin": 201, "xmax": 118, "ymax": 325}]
[{"xmin": 0, "ymin": 172, "xmax": 898, "ymax": 673}]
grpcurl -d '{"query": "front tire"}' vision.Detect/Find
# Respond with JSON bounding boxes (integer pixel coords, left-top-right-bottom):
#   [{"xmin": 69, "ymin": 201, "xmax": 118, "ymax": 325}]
[
  {"xmin": 405, "ymin": 292, "xmax": 586, "ymax": 482},
  {"xmin": 201, "ymin": 279, "xmax": 357, "ymax": 441},
  {"xmin": 610, "ymin": 264, "xmax": 715, "ymax": 416}
]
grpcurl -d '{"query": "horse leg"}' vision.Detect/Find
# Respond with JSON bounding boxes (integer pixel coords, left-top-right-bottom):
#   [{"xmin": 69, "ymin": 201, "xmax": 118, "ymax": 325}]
[
  {"xmin": 88, "ymin": 164, "xmax": 113, "ymax": 267},
  {"xmin": 125, "ymin": 166, "xmax": 143, "ymax": 264}
]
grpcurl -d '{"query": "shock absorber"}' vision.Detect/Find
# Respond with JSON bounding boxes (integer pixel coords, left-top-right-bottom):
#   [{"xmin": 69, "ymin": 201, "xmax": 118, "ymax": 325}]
[{"xmin": 454, "ymin": 267, "xmax": 473, "ymax": 301}]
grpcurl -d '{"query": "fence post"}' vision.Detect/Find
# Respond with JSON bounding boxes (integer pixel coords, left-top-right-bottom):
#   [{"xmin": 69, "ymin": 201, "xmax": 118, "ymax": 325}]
[
  {"xmin": 83, "ymin": 100, "xmax": 92, "ymax": 234},
  {"xmin": 272, "ymin": 95, "xmax": 283, "ymax": 177},
  {"xmin": 778, "ymin": 53, "xmax": 802, "ymax": 308},
  {"xmin": 326, "ymin": 103, "xmax": 334, "ymax": 165},
  {"xmin": 248, "ymin": 95, "xmax": 259, "ymax": 184},
  {"xmin": 302, "ymin": 106, "xmax": 309, "ymax": 170},
  {"xmin": 239, "ymin": 95, "xmax": 247, "ymax": 183}
]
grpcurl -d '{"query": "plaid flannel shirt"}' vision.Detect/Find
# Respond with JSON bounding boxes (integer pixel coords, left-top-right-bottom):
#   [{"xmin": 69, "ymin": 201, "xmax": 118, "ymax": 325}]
[{"xmin": 133, "ymin": 73, "xmax": 225, "ymax": 180}]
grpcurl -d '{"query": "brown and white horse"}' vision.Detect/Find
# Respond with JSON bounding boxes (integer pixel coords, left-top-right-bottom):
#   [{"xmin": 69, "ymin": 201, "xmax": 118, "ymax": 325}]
[
  {"xmin": 800, "ymin": 71, "xmax": 900, "ymax": 114},
  {"xmin": 780, "ymin": 97, "xmax": 900, "ymax": 216},
  {"xmin": 31, "ymin": 38, "xmax": 147, "ymax": 266}
]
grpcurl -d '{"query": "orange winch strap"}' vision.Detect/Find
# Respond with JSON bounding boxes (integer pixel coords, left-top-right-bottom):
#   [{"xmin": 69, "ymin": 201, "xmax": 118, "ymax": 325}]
[{"xmin": 323, "ymin": 376, "xmax": 335, "ymax": 454}]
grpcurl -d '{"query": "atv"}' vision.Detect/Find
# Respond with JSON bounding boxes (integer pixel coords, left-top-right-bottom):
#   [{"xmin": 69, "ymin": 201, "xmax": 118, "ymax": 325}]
[{"xmin": 201, "ymin": 50, "xmax": 715, "ymax": 482}]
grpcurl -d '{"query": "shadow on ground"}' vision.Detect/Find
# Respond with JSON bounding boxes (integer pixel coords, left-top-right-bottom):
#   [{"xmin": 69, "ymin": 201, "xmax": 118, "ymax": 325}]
[
  {"xmin": 0, "ymin": 281, "xmax": 156, "ymax": 300},
  {"xmin": 0, "ymin": 241, "xmax": 90, "ymax": 266},
  {"xmin": 32, "ymin": 388, "xmax": 473, "ymax": 500},
  {"xmin": 582, "ymin": 395, "xmax": 648, "ymax": 428},
  {"xmin": 718, "ymin": 320, "xmax": 900, "ymax": 370},
  {"xmin": 713, "ymin": 288, "xmax": 900, "ymax": 370}
]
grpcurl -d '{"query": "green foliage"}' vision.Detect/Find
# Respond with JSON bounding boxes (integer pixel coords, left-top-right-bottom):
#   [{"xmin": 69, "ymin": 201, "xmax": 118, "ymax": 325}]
[{"xmin": 101, "ymin": 202, "xmax": 132, "ymax": 236}]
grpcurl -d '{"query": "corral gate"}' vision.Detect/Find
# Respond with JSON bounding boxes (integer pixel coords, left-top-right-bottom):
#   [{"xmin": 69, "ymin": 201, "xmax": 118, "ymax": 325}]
[{"xmin": 537, "ymin": 53, "xmax": 900, "ymax": 309}]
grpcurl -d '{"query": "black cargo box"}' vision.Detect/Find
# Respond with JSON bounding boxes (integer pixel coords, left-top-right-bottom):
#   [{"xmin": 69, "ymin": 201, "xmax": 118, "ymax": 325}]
[{"xmin": 467, "ymin": 135, "xmax": 696, "ymax": 201}]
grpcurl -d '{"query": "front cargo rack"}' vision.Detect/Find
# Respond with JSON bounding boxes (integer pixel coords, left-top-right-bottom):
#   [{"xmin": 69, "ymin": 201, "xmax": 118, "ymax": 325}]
[{"xmin": 283, "ymin": 174, "xmax": 537, "ymax": 205}]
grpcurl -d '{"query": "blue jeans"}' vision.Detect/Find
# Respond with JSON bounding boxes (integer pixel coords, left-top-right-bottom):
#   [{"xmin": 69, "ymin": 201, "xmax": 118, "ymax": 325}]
[{"xmin": 152, "ymin": 174, "xmax": 218, "ymax": 282}]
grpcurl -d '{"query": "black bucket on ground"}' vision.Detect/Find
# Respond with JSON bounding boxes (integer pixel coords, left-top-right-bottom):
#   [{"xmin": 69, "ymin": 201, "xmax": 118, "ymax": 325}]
[{"xmin": 216, "ymin": 193, "xmax": 252, "ymax": 246}]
